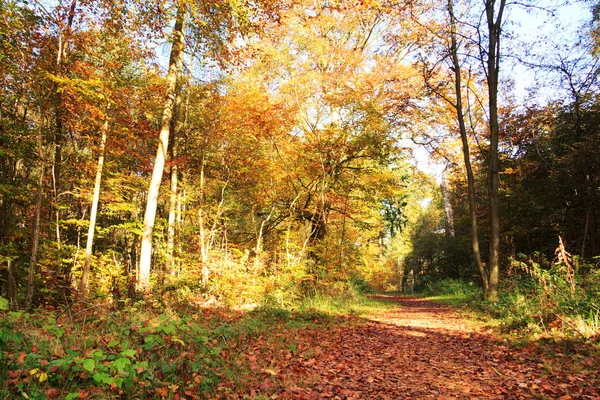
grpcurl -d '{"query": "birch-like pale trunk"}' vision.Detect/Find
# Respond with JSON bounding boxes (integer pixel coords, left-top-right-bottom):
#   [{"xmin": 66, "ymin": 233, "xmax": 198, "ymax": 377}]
[
  {"xmin": 80, "ymin": 116, "xmax": 109, "ymax": 295},
  {"xmin": 254, "ymin": 206, "xmax": 274, "ymax": 271},
  {"xmin": 198, "ymin": 158, "xmax": 208, "ymax": 266},
  {"xmin": 138, "ymin": 5, "xmax": 186, "ymax": 291}
]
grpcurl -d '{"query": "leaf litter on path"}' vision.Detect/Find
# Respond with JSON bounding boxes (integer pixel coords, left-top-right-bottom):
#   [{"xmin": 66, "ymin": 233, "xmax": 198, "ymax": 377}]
[{"xmin": 220, "ymin": 296, "xmax": 600, "ymax": 399}]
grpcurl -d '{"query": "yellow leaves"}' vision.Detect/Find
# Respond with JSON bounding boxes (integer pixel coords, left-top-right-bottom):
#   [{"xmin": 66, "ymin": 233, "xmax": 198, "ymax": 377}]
[
  {"xmin": 39, "ymin": 372, "xmax": 48, "ymax": 383},
  {"xmin": 29, "ymin": 368, "xmax": 49, "ymax": 383},
  {"xmin": 45, "ymin": 72, "xmax": 107, "ymax": 101}
]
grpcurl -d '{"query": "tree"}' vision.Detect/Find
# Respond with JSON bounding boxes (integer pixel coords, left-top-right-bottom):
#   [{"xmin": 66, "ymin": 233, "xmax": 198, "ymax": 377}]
[
  {"xmin": 481, "ymin": 0, "xmax": 506, "ymax": 302},
  {"xmin": 138, "ymin": 3, "xmax": 186, "ymax": 291},
  {"xmin": 416, "ymin": 0, "xmax": 507, "ymax": 301},
  {"xmin": 80, "ymin": 111, "xmax": 109, "ymax": 295}
]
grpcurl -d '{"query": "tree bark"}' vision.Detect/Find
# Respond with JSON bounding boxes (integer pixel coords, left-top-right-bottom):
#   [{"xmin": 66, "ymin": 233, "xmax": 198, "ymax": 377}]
[
  {"xmin": 138, "ymin": 5, "xmax": 186, "ymax": 291},
  {"xmin": 484, "ymin": 0, "xmax": 506, "ymax": 302},
  {"xmin": 26, "ymin": 165, "xmax": 44, "ymax": 309},
  {"xmin": 26, "ymin": 107, "xmax": 48, "ymax": 310},
  {"xmin": 166, "ymin": 136, "xmax": 179, "ymax": 279},
  {"xmin": 166, "ymin": 83, "xmax": 183, "ymax": 279},
  {"xmin": 198, "ymin": 157, "xmax": 209, "ymax": 283},
  {"xmin": 80, "ymin": 115, "xmax": 109, "ymax": 295},
  {"xmin": 52, "ymin": 0, "xmax": 77, "ymax": 282},
  {"xmin": 7, "ymin": 259, "xmax": 18, "ymax": 311},
  {"xmin": 440, "ymin": 169, "xmax": 455, "ymax": 237},
  {"xmin": 448, "ymin": 0, "xmax": 488, "ymax": 292}
]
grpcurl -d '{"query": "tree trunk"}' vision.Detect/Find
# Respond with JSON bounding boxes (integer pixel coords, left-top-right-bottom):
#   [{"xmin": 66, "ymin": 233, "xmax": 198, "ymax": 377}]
[
  {"xmin": 484, "ymin": 0, "xmax": 506, "ymax": 302},
  {"xmin": 254, "ymin": 206, "xmax": 274, "ymax": 270},
  {"xmin": 52, "ymin": 0, "xmax": 77, "ymax": 284},
  {"xmin": 581, "ymin": 172, "xmax": 592, "ymax": 259},
  {"xmin": 7, "ymin": 259, "xmax": 18, "ymax": 311},
  {"xmin": 138, "ymin": 5, "xmax": 186, "ymax": 291},
  {"xmin": 166, "ymin": 84, "xmax": 183, "ymax": 278},
  {"xmin": 448, "ymin": 0, "xmax": 488, "ymax": 292},
  {"xmin": 166, "ymin": 137, "xmax": 179, "ymax": 279},
  {"xmin": 440, "ymin": 169, "xmax": 455, "ymax": 237},
  {"xmin": 26, "ymin": 165, "xmax": 44, "ymax": 309},
  {"xmin": 198, "ymin": 157, "xmax": 209, "ymax": 283},
  {"xmin": 80, "ymin": 115, "xmax": 109, "ymax": 295}
]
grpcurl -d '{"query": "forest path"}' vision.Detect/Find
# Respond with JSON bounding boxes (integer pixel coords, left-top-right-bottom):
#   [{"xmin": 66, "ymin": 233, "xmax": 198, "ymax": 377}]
[{"xmin": 240, "ymin": 296, "xmax": 600, "ymax": 399}]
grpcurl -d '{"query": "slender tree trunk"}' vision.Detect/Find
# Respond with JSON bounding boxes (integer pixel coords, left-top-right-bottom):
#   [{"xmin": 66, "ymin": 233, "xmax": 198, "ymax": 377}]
[
  {"xmin": 52, "ymin": 149, "xmax": 61, "ymax": 249},
  {"xmin": 52, "ymin": 0, "xmax": 76, "ymax": 285},
  {"xmin": 7, "ymin": 259, "xmax": 18, "ymax": 311},
  {"xmin": 254, "ymin": 206, "xmax": 274, "ymax": 270},
  {"xmin": 581, "ymin": 173, "xmax": 592, "ymax": 259},
  {"xmin": 339, "ymin": 195, "xmax": 348, "ymax": 265},
  {"xmin": 166, "ymin": 136, "xmax": 179, "ymax": 279},
  {"xmin": 198, "ymin": 157, "xmax": 208, "ymax": 275},
  {"xmin": 484, "ymin": 0, "xmax": 506, "ymax": 302},
  {"xmin": 26, "ymin": 165, "xmax": 44, "ymax": 309},
  {"xmin": 80, "ymin": 115, "xmax": 109, "ymax": 295},
  {"xmin": 582, "ymin": 202, "xmax": 591, "ymax": 259},
  {"xmin": 176, "ymin": 187, "xmax": 184, "ymax": 276},
  {"xmin": 205, "ymin": 180, "xmax": 228, "ymax": 285},
  {"xmin": 448, "ymin": 0, "xmax": 488, "ymax": 291},
  {"xmin": 138, "ymin": 5, "xmax": 186, "ymax": 291},
  {"xmin": 26, "ymin": 109, "xmax": 48, "ymax": 310},
  {"xmin": 166, "ymin": 85, "xmax": 183, "ymax": 278},
  {"xmin": 440, "ymin": 170, "xmax": 455, "ymax": 237},
  {"xmin": 71, "ymin": 209, "xmax": 86, "ymax": 274}
]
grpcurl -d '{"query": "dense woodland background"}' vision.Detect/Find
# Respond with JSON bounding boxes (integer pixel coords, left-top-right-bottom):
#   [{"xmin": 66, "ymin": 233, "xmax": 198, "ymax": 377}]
[{"xmin": 1, "ymin": 0, "xmax": 599, "ymax": 316}]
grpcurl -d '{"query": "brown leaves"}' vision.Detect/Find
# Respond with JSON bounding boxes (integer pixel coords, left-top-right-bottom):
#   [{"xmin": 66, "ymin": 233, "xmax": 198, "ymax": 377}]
[{"xmin": 217, "ymin": 296, "xmax": 600, "ymax": 399}]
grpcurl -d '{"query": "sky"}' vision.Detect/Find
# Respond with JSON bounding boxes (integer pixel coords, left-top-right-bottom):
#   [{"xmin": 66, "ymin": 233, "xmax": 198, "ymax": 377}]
[{"xmin": 508, "ymin": 0, "xmax": 593, "ymax": 104}]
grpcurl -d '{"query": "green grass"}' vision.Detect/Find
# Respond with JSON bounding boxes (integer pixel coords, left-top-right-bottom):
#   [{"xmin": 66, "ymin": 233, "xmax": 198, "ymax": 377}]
[
  {"xmin": 420, "ymin": 277, "xmax": 600, "ymax": 345},
  {"xmin": 296, "ymin": 291, "xmax": 398, "ymax": 319}
]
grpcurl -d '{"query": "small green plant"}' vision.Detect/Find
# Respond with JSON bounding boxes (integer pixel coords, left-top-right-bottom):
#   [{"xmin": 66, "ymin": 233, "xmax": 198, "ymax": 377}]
[{"xmin": 0, "ymin": 297, "xmax": 8, "ymax": 311}]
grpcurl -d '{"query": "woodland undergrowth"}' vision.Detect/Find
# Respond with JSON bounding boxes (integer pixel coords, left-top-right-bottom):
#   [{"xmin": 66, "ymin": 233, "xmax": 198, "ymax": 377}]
[
  {"xmin": 0, "ymin": 286, "xmax": 390, "ymax": 400},
  {"xmin": 424, "ymin": 244, "xmax": 600, "ymax": 346}
]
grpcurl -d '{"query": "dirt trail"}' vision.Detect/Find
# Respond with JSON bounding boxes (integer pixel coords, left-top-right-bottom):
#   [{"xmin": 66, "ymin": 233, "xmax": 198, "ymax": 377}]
[{"xmin": 245, "ymin": 296, "xmax": 600, "ymax": 399}]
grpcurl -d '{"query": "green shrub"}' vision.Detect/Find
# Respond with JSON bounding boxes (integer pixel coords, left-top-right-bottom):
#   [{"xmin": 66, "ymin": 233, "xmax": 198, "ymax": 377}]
[{"xmin": 487, "ymin": 249, "xmax": 600, "ymax": 338}]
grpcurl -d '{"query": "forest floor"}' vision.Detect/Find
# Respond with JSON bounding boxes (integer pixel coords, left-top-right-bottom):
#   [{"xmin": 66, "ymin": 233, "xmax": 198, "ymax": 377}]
[
  {"xmin": 220, "ymin": 296, "xmax": 600, "ymax": 399},
  {"xmin": 3, "ymin": 295, "xmax": 600, "ymax": 399}
]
